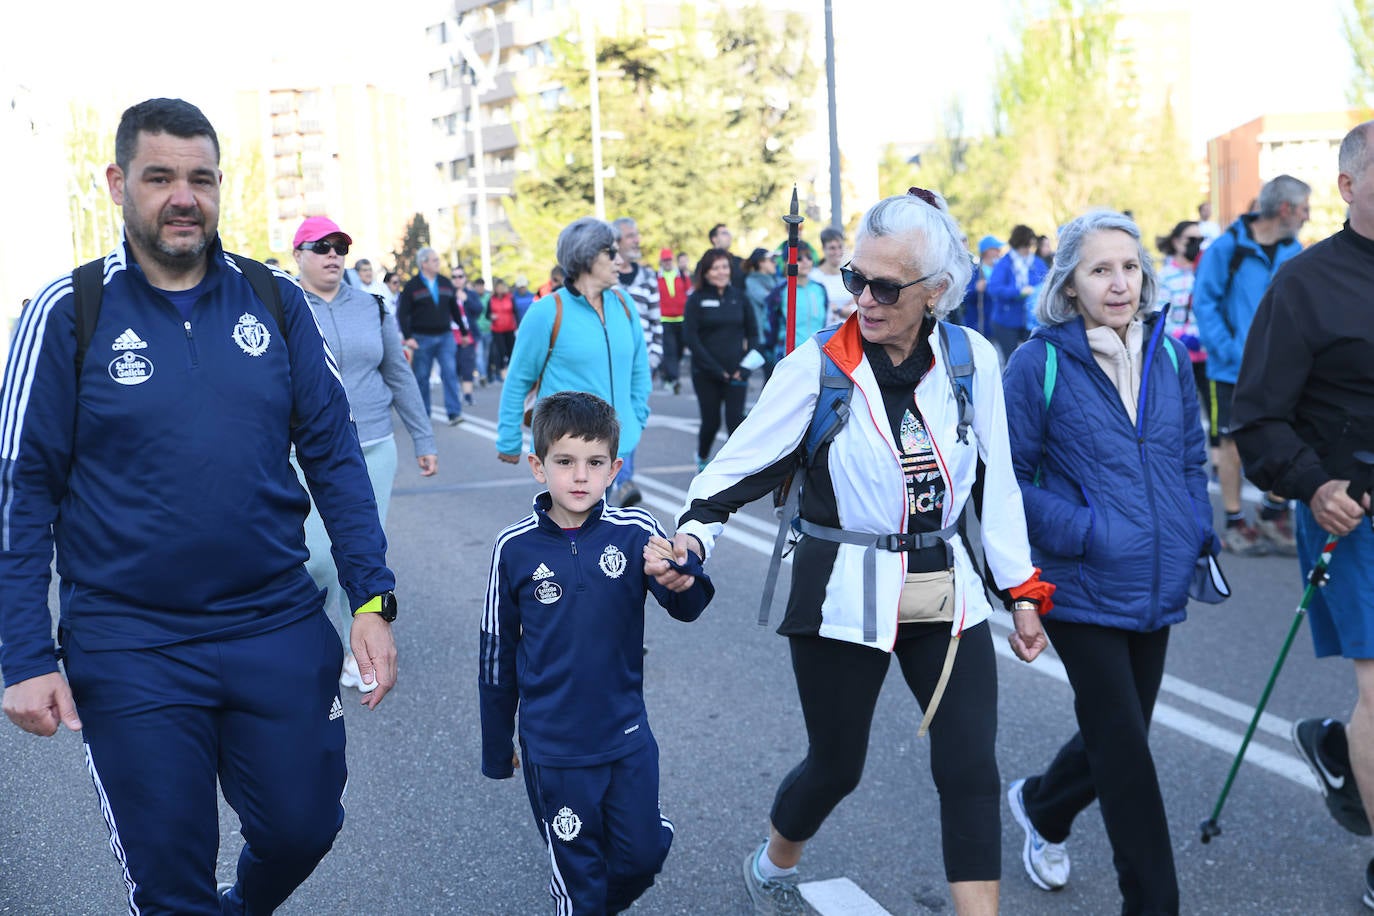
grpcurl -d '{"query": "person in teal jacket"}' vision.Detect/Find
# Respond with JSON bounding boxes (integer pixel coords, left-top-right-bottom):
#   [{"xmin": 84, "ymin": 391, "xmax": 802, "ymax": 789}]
[
  {"xmin": 496, "ymin": 218, "xmax": 651, "ymax": 479},
  {"xmin": 762, "ymin": 247, "xmax": 830, "ymax": 363}
]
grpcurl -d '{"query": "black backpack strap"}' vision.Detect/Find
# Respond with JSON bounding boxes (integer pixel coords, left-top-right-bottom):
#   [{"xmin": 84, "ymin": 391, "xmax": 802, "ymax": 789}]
[
  {"xmin": 1217, "ymin": 224, "xmax": 1245, "ymax": 338},
  {"xmin": 372, "ymin": 293, "xmax": 387, "ymax": 324},
  {"xmin": 227, "ymin": 254, "xmax": 284, "ymax": 332},
  {"xmin": 71, "ymin": 257, "xmax": 106, "ymax": 377}
]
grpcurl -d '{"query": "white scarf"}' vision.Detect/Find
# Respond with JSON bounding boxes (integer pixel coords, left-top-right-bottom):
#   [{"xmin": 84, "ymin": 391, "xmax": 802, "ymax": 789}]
[{"xmin": 1085, "ymin": 319, "xmax": 1144, "ymax": 423}]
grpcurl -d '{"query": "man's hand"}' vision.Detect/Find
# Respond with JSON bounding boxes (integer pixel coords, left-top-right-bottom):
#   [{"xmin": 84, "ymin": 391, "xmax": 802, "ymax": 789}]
[
  {"xmin": 350, "ymin": 613, "xmax": 398, "ymax": 710},
  {"xmin": 1009, "ymin": 607, "xmax": 1048, "ymax": 663},
  {"xmin": 497, "ymin": 452, "xmax": 520, "ymax": 464},
  {"xmin": 417, "ymin": 454, "xmax": 438, "ymax": 477},
  {"xmin": 1311, "ymin": 479, "xmax": 1370, "ymax": 537},
  {"xmin": 3, "ymin": 672, "xmax": 82, "ymax": 736}
]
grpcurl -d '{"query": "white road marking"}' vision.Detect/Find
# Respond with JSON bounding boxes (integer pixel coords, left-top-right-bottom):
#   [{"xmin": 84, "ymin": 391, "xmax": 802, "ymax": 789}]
[{"xmin": 799, "ymin": 877, "xmax": 892, "ymax": 915}]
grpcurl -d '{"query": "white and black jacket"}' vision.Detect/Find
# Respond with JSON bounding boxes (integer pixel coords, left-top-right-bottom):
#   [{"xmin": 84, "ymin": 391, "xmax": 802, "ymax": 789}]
[{"xmin": 677, "ymin": 315, "xmax": 1035, "ymax": 651}]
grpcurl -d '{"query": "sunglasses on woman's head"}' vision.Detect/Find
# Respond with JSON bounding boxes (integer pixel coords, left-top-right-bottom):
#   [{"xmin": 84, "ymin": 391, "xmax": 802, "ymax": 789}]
[
  {"xmin": 299, "ymin": 239, "xmax": 349, "ymax": 256},
  {"xmin": 840, "ymin": 264, "xmax": 932, "ymax": 306}
]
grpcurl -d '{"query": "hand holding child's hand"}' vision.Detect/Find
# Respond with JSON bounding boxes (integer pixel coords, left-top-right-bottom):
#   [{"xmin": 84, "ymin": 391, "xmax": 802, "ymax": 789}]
[{"xmin": 644, "ymin": 535, "xmax": 696, "ymax": 592}]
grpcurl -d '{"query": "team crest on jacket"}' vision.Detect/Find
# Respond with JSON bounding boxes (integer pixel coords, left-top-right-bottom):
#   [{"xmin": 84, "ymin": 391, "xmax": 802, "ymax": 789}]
[
  {"xmin": 232, "ymin": 313, "xmax": 272, "ymax": 356},
  {"xmin": 552, "ymin": 806, "xmax": 582, "ymax": 842},
  {"xmin": 599, "ymin": 544, "xmax": 627, "ymax": 578},
  {"xmin": 535, "ymin": 580, "xmax": 562, "ymax": 604}
]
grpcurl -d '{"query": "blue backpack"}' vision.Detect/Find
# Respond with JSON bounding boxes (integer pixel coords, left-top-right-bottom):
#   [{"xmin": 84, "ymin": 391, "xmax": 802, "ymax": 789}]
[{"xmin": 759, "ymin": 322, "xmax": 976, "ymax": 629}]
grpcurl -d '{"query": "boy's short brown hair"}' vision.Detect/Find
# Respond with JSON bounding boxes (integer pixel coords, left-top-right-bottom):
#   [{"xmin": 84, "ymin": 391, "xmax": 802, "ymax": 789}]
[{"xmin": 530, "ymin": 391, "xmax": 620, "ymax": 459}]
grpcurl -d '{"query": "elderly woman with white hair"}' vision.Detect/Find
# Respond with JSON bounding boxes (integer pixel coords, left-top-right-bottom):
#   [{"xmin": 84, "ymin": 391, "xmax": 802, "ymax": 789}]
[
  {"xmin": 1001, "ymin": 210, "xmax": 1216, "ymax": 916},
  {"xmin": 665, "ymin": 189, "xmax": 1053, "ymax": 916},
  {"xmin": 496, "ymin": 218, "xmax": 650, "ymax": 479}
]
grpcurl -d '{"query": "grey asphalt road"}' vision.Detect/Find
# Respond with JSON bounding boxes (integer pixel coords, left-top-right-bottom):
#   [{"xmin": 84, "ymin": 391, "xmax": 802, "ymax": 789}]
[{"xmin": 1, "ymin": 375, "xmax": 1370, "ymax": 915}]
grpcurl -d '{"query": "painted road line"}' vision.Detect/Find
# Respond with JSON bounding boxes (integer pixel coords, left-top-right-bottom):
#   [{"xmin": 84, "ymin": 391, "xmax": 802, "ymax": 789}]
[{"xmin": 799, "ymin": 877, "xmax": 892, "ymax": 915}]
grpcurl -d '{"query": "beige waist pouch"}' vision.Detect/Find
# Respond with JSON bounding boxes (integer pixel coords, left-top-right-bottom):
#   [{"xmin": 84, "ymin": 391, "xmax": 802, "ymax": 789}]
[{"xmin": 898, "ymin": 568, "xmax": 954, "ymax": 623}]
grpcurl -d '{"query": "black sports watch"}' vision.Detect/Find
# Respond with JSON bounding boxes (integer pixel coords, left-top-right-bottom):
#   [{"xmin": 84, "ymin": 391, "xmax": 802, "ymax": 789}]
[{"xmin": 354, "ymin": 590, "xmax": 398, "ymax": 622}]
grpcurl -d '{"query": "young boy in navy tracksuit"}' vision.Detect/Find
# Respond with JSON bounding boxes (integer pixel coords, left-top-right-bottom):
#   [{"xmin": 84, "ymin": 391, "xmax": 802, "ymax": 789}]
[{"xmin": 479, "ymin": 390, "xmax": 714, "ymax": 915}]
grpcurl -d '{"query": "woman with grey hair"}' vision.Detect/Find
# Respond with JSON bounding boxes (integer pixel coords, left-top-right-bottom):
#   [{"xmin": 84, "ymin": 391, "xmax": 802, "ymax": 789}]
[
  {"xmin": 1002, "ymin": 209, "xmax": 1216, "ymax": 915},
  {"xmin": 668, "ymin": 189, "xmax": 1053, "ymax": 915},
  {"xmin": 495, "ymin": 218, "xmax": 650, "ymax": 475}
]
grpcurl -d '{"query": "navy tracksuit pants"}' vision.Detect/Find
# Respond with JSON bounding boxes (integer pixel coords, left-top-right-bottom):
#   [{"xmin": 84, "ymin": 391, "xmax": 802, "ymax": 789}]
[
  {"xmin": 521, "ymin": 736, "xmax": 674, "ymax": 915},
  {"xmin": 63, "ymin": 611, "xmax": 348, "ymax": 916}
]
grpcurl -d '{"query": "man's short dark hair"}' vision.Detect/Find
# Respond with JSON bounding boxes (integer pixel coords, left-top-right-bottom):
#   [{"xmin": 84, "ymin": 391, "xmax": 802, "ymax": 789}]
[
  {"xmin": 709, "ymin": 223, "xmax": 728, "ymax": 243},
  {"xmin": 115, "ymin": 98, "xmax": 220, "ymax": 172},
  {"xmin": 531, "ymin": 391, "xmax": 620, "ymax": 459}
]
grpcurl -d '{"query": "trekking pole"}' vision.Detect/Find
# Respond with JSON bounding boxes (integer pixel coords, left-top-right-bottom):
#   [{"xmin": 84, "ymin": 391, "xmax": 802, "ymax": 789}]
[
  {"xmin": 1199, "ymin": 451, "xmax": 1374, "ymax": 843},
  {"xmin": 783, "ymin": 185, "xmax": 803, "ymax": 355}
]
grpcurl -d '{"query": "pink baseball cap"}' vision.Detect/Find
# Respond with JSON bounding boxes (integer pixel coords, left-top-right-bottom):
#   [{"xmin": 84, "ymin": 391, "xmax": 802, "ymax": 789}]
[{"xmin": 292, "ymin": 216, "xmax": 352, "ymax": 249}]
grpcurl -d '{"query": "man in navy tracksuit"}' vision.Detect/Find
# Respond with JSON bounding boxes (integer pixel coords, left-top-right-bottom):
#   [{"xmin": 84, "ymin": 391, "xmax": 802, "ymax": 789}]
[
  {"xmin": 480, "ymin": 391, "xmax": 712, "ymax": 915},
  {"xmin": 0, "ymin": 98, "xmax": 398, "ymax": 915}
]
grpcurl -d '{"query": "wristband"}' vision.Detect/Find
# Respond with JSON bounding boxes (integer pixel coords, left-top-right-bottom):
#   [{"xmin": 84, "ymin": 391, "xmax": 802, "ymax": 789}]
[
  {"xmin": 354, "ymin": 595, "xmax": 383, "ymax": 616},
  {"xmin": 1012, "ymin": 599, "xmax": 1039, "ymax": 614}
]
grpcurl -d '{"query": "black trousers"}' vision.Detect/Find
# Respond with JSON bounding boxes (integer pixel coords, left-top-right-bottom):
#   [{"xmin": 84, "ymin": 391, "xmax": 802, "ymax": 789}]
[
  {"xmin": 771, "ymin": 623, "xmax": 1001, "ymax": 882},
  {"xmin": 661, "ymin": 322, "xmax": 683, "ymax": 383},
  {"xmin": 692, "ymin": 371, "xmax": 747, "ymax": 460},
  {"xmin": 1021, "ymin": 620, "xmax": 1177, "ymax": 916}
]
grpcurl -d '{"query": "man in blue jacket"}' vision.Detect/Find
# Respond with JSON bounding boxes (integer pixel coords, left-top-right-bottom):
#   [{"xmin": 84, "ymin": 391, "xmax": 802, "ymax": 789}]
[
  {"xmin": 0, "ymin": 98, "xmax": 398, "ymax": 915},
  {"xmin": 1193, "ymin": 174, "xmax": 1309, "ymax": 557}
]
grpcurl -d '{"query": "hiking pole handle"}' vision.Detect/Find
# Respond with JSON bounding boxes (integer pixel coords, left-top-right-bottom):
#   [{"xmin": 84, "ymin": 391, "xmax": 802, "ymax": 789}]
[{"xmin": 1347, "ymin": 450, "xmax": 1374, "ymax": 508}]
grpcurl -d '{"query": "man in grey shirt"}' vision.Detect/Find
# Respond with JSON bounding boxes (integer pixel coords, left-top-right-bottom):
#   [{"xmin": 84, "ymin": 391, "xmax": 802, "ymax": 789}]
[{"xmin": 292, "ymin": 216, "xmax": 437, "ymax": 689}]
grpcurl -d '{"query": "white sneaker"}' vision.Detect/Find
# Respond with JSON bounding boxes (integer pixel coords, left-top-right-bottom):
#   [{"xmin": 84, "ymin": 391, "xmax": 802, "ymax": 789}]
[
  {"xmin": 1008, "ymin": 778, "xmax": 1070, "ymax": 890},
  {"xmin": 340, "ymin": 653, "xmax": 363, "ymax": 690}
]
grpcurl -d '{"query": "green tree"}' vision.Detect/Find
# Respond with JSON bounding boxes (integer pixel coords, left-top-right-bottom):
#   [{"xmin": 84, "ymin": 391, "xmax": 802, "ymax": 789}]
[
  {"xmin": 1344, "ymin": 0, "xmax": 1374, "ymax": 111},
  {"xmin": 507, "ymin": 3, "xmax": 817, "ymax": 267},
  {"xmin": 218, "ymin": 139, "xmax": 272, "ymax": 260},
  {"xmin": 66, "ymin": 103, "xmax": 122, "ymax": 264},
  {"xmin": 391, "ymin": 213, "xmax": 431, "ymax": 278},
  {"xmin": 914, "ymin": 0, "xmax": 1195, "ymax": 247}
]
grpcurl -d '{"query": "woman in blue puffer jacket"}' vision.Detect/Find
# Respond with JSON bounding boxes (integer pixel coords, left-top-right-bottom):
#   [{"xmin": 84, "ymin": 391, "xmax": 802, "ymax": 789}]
[{"xmin": 1000, "ymin": 210, "xmax": 1216, "ymax": 916}]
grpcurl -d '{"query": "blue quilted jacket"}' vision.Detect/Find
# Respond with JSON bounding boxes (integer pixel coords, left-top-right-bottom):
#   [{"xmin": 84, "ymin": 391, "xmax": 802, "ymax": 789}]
[{"xmin": 1002, "ymin": 314, "xmax": 1215, "ymax": 631}]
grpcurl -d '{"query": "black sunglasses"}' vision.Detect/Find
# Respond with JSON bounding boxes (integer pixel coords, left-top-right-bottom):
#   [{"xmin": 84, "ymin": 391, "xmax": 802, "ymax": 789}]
[
  {"xmin": 602, "ymin": 246, "xmax": 620, "ymax": 260},
  {"xmin": 299, "ymin": 239, "xmax": 349, "ymax": 256},
  {"xmin": 840, "ymin": 264, "xmax": 932, "ymax": 306}
]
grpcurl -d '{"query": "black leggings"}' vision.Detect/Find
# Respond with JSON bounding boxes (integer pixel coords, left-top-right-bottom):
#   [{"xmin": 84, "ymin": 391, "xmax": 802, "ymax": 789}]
[
  {"xmin": 692, "ymin": 371, "xmax": 747, "ymax": 460},
  {"xmin": 771, "ymin": 622, "xmax": 1000, "ymax": 882},
  {"xmin": 1020, "ymin": 621, "xmax": 1176, "ymax": 915}
]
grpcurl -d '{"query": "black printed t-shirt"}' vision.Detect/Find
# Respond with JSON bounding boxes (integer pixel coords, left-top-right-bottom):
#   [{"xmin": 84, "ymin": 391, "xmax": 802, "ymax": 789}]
[{"xmin": 863, "ymin": 318, "xmax": 949, "ymax": 574}]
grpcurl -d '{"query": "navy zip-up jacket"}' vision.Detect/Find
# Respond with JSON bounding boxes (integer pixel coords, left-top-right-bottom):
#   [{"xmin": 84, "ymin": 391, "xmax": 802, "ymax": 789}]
[
  {"xmin": 479, "ymin": 495, "xmax": 712, "ymax": 777},
  {"xmin": 1002, "ymin": 313, "xmax": 1214, "ymax": 631},
  {"xmin": 0, "ymin": 238, "xmax": 394, "ymax": 686}
]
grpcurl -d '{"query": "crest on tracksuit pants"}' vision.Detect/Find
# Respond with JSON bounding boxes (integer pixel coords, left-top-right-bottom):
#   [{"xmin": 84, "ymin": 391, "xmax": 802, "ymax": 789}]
[{"xmin": 552, "ymin": 806, "xmax": 582, "ymax": 842}]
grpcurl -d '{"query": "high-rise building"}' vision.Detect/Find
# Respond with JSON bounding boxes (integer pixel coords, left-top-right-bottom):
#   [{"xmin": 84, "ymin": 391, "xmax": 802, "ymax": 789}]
[{"xmin": 234, "ymin": 85, "xmax": 415, "ymax": 265}]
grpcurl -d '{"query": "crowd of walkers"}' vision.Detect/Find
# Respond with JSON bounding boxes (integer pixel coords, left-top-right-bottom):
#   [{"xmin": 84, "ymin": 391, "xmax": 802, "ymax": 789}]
[{"xmin": 7, "ymin": 94, "xmax": 1374, "ymax": 916}]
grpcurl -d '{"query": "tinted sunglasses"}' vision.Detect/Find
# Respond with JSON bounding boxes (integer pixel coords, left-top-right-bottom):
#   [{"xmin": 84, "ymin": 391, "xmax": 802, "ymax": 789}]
[
  {"xmin": 840, "ymin": 264, "xmax": 932, "ymax": 305},
  {"xmin": 602, "ymin": 246, "xmax": 621, "ymax": 260},
  {"xmin": 299, "ymin": 239, "xmax": 349, "ymax": 256}
]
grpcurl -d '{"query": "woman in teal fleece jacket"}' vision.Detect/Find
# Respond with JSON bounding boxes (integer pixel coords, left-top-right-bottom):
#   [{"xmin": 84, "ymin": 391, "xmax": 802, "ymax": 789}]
[{"xmin": 496, "ymin": 217, "xmax": 651, "ymax": 463}]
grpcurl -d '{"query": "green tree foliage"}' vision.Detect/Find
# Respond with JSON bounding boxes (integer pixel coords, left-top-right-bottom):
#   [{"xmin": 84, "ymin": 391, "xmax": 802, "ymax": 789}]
[
  {"xmin": 910, "ymin": 0, "xmax": 1196, "ymax": 250},
  {"xmin": 508, "ymin": 3, "xmax": 816, "ymax": 271},
  {"xmin": 218, "ymin": 139, "xmax": 272, "ymax": 260},
  {"xmin": 66, "ymin": 104, "xmax": 122, "ymax": 265},
  {"xmin": 1344, "ymin": 0, "xmax": 1374, "ymax": 111},
  {"xmin": 391, "ymin": 213, "xmax": 431, "ymax": 278}
]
